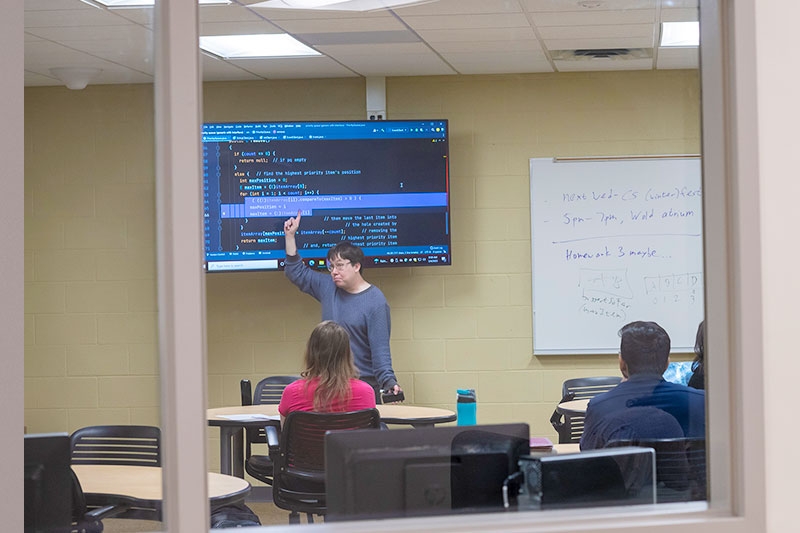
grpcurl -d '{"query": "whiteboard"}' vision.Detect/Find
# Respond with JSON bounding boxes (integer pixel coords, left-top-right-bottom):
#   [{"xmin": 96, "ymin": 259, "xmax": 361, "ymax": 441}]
[{"xmin": 530, "ymin": 157, "xmax": 704, "ymax": 355}]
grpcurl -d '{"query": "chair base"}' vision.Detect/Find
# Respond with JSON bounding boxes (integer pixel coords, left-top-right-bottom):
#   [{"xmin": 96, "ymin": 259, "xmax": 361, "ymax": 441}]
[{"xmin": 287, "ymin": 511, "xmax": 322, "ymax": 524}]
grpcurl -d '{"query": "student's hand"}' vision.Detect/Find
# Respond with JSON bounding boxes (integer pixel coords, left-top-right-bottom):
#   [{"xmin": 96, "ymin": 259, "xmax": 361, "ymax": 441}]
[{"xmin": 283, "ymin": 210, "xmax": 302, "ymax": 236}]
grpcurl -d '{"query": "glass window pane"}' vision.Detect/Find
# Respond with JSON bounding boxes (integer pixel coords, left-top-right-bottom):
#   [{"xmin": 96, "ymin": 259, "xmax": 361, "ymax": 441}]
[
  {"xmin": 24, "ymin": 1, "xmax": 162, "ymax": 530},
  {"xmin": 199, "ymin": 0, "xmax": 709, "ymax": 525}
]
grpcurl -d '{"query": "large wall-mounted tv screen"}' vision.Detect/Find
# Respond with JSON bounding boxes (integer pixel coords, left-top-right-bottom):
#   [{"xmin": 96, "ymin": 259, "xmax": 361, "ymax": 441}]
[{"xmin": 202, "ymin": 119, "xmax": 450, "ymax": 273}]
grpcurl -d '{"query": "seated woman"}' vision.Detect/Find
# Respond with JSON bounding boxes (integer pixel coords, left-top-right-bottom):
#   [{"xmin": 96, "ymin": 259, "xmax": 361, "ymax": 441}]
[
  {"xmin": 278, "ymin": 320, "xmax": 376, "ymax": 423},
  {"xmin": 687, "ymin": 320, "xmax": 705, "ymax": 390}
]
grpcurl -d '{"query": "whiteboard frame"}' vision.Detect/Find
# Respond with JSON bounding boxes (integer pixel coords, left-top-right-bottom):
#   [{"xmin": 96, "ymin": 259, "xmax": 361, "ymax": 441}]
[{"xmin": 530, "ymin": 155, "xmax": 702, "ymax": 356}]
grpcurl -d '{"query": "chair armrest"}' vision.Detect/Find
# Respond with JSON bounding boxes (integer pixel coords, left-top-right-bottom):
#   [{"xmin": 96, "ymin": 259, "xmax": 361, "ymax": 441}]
[{"xmin": 86, "ymin": 503, "xmax": 129, "ymax": 521}]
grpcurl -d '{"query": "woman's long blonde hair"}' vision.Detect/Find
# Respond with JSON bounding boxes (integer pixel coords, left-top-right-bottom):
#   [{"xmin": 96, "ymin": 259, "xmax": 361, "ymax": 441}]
[{"xmin": 301, "ymin": 321, "xmax": 360, "ymax": 411}]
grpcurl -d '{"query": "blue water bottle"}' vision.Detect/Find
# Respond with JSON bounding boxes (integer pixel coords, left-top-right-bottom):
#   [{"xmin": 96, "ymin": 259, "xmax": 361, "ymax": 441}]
[{"xmin": 456, "ymin": 389, "xmax": 477, "ymax": 426}]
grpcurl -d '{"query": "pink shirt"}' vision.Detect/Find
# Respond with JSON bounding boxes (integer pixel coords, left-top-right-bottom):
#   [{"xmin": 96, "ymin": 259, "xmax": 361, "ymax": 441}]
[{"xmin": 278, "ymin": 378, "xmax": 376, "ymax": 417}]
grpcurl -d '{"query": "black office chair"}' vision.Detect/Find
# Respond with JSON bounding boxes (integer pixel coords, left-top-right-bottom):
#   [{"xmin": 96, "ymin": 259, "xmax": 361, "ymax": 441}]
[
  {"xmin": 241, "ymin": 376, "xmax": 300, "ymax": 486},
  {"xmin": 268, "ymin": 408, "xmax": 381, "ymax": 524},
  {"xmin": 69, "ymin": 425, "xmax": 162, "ymax": 520},
  {"xmin": 69, "ymin": 425, "xmax": 161, "ymax": 467},
  {"xmin": 70, "ymin": 468, "xmax": 129, "ymax": 532},
  {"xmin": 606, "ymin": 436, "xmax": 707, "ymax": 503},
  {"xmin": 550, "ymin": 376, "xmax": 622, "ymax": 443}
]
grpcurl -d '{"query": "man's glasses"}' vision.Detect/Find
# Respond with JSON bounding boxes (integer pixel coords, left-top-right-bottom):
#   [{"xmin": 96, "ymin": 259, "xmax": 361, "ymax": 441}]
[{"xmin": 327, "ymin": 261, "xmax": 351, "ymax": 272}]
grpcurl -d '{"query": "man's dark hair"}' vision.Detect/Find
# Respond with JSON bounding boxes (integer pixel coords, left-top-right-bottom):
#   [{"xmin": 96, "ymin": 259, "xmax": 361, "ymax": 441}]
[
  {"xmin": 327, "ymin": 241, "xmax": 365, "ymax": 269},
  {"xmin": 618, "ymin": 321, "xmax": 671, "ymax": 375}
]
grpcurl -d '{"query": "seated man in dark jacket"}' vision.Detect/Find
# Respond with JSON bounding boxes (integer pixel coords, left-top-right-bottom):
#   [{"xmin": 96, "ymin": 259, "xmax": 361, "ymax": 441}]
[{"xmin": 580, "ymin": 321, "xmax": 706, "ymax": 451}]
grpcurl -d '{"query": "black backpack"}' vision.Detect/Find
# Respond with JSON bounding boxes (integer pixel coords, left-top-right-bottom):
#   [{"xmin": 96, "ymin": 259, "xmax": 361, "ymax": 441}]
[{"xmin": 210, "ymin": 503, "xmax": 262, "ymax": 528}]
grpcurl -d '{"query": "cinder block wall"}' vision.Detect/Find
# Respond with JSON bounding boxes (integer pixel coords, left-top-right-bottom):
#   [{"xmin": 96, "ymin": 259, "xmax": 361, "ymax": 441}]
[{"xmin": 24, "ymin": 70, "xmax": 700, "ymax": 473}]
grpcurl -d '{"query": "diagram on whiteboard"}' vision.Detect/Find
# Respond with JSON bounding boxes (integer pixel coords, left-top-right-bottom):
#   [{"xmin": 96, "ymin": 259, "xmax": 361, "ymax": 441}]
[{"xmin": 530, "ymin": 157, "xmax": 704, "ymax": 355}]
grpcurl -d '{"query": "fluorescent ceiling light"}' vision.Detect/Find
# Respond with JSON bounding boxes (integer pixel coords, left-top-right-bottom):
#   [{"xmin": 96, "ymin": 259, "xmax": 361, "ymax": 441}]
[
  {"xmin": 199, "ymin": 34, "xmax": 321, "ymax": 59},
  {"xmin": 91, "ymin": 0, "xmax": 230, "ymax": 7},
  {"xmin": 251, "ymin": 0, "xmax": 435, "ymax": 12},
  {"xmin": 660, "ymin": 21, "xmax": 699, "ymax": 47}
]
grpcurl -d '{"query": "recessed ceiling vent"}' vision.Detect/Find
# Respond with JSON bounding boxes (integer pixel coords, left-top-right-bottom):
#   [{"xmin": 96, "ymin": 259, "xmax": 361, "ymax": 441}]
[
  {"xmin": 575, "ymin": 49, "xmax": 630, "ymax": 58},
  {"xmin": 551, "ymin": 48, "xmax": 653, "ymax": 61}
]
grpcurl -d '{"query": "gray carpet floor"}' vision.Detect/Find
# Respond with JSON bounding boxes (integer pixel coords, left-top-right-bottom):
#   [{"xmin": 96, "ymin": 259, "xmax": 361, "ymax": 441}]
[{"xmin": 102, "ymin": 500, "xmax": 298, "ymax": 532}]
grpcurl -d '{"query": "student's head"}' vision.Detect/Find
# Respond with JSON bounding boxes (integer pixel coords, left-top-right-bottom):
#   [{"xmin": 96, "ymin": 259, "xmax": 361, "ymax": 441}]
[
  {"xmin": 305, "ymin": 320, "xmax": 353, "ymax": 377},
  {"xmin": 618, "ymin": 321, "xmax": 671, "ymax": 376},
  {"xmin": 326, "ymin": 241, "xmax": 365, "ymax": 288},
  {"xmin": 694, "ymin": 320, "xmax": 705, "ymax": 360},
  {"xmin": 302, "ymin": 321, "xmax": 359, "ymax": 411},
  {"xmin": 692, "ymin": 320, "xmax": 705, "ymax": 372},
  {"xmin": 304, "ymin": 320, "xmax": 355, "ymax": 376}
]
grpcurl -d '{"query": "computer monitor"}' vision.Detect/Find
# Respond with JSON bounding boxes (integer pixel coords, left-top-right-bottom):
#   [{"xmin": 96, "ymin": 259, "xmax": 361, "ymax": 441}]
[
  {"xmin": 24, "ymin": 433, "xmax": 73, "ymax": 533},
  {"xmin": 325, "ymin": 423, "xmax": 530, "ymax": 521},
  {"xmin": 517, "ymin": 447, "xmax": 657, "ymax": 510}
]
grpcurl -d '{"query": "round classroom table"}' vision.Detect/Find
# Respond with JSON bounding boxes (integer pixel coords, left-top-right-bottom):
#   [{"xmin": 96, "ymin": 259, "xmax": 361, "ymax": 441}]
[
  {"xmin": 72, "ymin": 464, "xmax": 251, "ymax": 521},
  {"xmin": 207, "ymin": 403, "xmax": 457, "ymax": 477},
  {"xmin": 555, "ymin": 398, "xmax": 590, "ymax": 417}
]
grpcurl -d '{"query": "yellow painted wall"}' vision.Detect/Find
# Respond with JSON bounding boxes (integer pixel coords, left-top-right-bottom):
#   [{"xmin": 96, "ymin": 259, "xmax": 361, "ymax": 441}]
[{"xmin": 24, "ymin": 70, "xmax": 700, "ymax": 471}]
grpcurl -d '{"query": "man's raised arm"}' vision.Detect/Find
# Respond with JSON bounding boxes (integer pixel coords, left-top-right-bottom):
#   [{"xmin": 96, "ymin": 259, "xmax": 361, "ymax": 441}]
[{"xmin": 283, "ymin": 210, "xmax": 302, "ymax": 257}]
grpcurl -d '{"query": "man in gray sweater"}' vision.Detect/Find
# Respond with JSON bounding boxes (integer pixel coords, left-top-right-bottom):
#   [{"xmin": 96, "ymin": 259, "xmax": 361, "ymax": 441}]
[{"xmin": 283, "ymin": 210, "xmax": 402, "ymax": 402}]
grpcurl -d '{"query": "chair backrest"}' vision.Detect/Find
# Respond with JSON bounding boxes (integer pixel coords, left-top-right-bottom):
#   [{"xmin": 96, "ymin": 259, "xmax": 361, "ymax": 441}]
[
  {"xmin": 242, "ymin": 376, "xmax": 301, "ymax": 455},
  {"xmin": 552, "ymin": 376, "xmax": 622, "ymax": 444},
  {"xmin": 606, "ymin": 437, "xmax": 707, "ymax": 502},
  {"xmin": 247, "ymin": 375, "xmax": 301, "ymax": 406},
  {"xmin": 562, "ymin": 376, "xmax": 622, "ymax": 399},
  {"xmin": 280, "ymin": 409, "xmax": 381, "ymax": 472},
  {"xmin": 69, "ymin": 425, "xmax": 161, "ymax": 467},
  {"xmin": 272, "ymin": 409, "xmax": 381, "ymax": 515}
]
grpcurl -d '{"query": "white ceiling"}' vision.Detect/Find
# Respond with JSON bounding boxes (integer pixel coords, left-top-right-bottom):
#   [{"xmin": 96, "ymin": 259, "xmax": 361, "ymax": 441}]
[{"xmin": 24, "ymin": 0, "xmax": 699, "ymax": 88}]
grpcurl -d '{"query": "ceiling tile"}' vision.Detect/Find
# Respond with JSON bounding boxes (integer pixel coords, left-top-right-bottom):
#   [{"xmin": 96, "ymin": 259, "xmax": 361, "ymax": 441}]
[
  {"xmin": 200, "ymin": 55, "xmax": 265, "ymax": 81},
  {"xmin": 24, "ymin": 40, "xmax": 114, "ymax": 70},
  {"xmin": 25, "ymin": 24, "xmax": 150, "ymax": 42},
  {"xmin": 97, "ymin": 7, "xmax": 154, "ymax": 26},
  {"xmin": 444, "ymin": 51, "xmax": 552, "ymax": 75},
  {"xmin": 545, "ymin": 37, "xmax": 654, "ymax": 50},
  {"xmin": 297, "ymin": 30, "xmax": 419, "ymax": 46},
  {"xmin": 200, "ymin": 20, "xmax": 283, "ymax": 36},
  {"xmin": 403, "ymin": 13, "xmax": 532, "ymax": 31},
  {"xmin": 433, "ymin": 39, "xmax": 542, "ymax": 54},
  {"xmin": 396, "ymin": 0, "xmax": 523, "ymax": 15},
  {"xmin": 531, "ymin": 9, "xmax": 655, "ymax": 26},
  {"xmin": 539, "ymin": 23, "xmax": 653, "ymax": 40},
  {"xmin": 229, "ymin": 56, "xmax": 359, "ymax": 79},
  {"xmin": 200, "ymin": 5, "xmax": 264, "ymax": 23},
  {"xmin": 318, "ymin": 41, "xmax": 434, "ymax": 56},
  {"xmin": 270, "ymin": 16, "xmax": 404, "ymax": 33},
  {"xmin": 416, "ymin": 27, "xmax": 538, "ymax": 43},
  {"xmin": 522, "ymin": 0, "xmax": 656, "ymax": 12},
  {"xmin": 24, "ymin": 7, "xmax": 135, "ymax": 28},
  {"xmin": 25, "ymin": 0, "xmax": 93, "ymax": 11},
  {"xmin": 656, "ymin": 47, "xmax": 699, "ymax": 69},
  {"xmin": 661, "ymin": 8, "xmax": 698, "ymax": 22}
]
